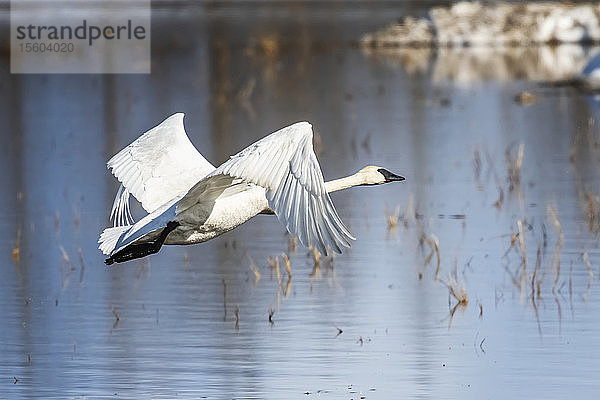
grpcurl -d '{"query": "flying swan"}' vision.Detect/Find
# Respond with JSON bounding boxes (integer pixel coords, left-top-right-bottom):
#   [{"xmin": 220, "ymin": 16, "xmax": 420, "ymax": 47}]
[{"xmin": 99, "ymin": 113, "xmax": 404, "ymax": 264}]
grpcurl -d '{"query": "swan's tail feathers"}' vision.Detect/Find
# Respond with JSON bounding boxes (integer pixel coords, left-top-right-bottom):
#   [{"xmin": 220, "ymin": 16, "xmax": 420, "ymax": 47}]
[
  {"xmin": 110, "ymin": 184, "xmax": 134, "ymax": 227},
  {"xmin": 98, "ymin": 225, "xmax": 130, "ymax": 255}
]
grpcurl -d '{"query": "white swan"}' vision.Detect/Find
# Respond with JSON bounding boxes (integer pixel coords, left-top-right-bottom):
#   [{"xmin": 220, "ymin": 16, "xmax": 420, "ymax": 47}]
[{"xmin": 98, "ymin": 113, "xmax": 404, "ymax": 264}]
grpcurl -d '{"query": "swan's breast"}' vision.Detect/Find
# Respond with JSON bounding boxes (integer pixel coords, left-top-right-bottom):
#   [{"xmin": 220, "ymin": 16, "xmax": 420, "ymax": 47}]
[{"xmin": 166, "ymin": 185, "xmax": 269, "ymax": 245}]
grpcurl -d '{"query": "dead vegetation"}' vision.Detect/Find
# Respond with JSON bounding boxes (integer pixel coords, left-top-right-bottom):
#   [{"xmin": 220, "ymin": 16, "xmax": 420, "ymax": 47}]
[
  {"xmin": 583, "ymin": 251, "xmax": 594, "ymax": 299},
  {"xmin": 506, "ymin": 143, "xmax": 524, "ymax": 192},
  {"xmin": 582, "ymin": 191, "xmax": 600, "ymax": 234},
  {"xmin": 422, "ymin": 234, "xmax": 441, "ymax": 280},
  {"xmin": 234, "ymin": 306, "xmax": 240, "ymax": 330},
  {"xmin": 268, "ymin": 253, "xmax": 291, "ymax": 297},
  {"xmin": 59, "ymin": 246, "xmax": 76, "ymax": 290},
  {"xmin": 386, "ymin": 206, "xmax": 400, "ymax": 230},
  {"xmin": 282, "ymin": 253, "xmax": 292, "ymax": 296},
  {"xmin": 111, "ymin": 306, "xmax": 120, "ymax": 330},
  {"xmin": 471, "ymin": 143, "xmax": 525, "ymax": 210},
  {"xmin": 12, "ymin": 227, "xmax": 21, "ymax": 263},
  {"xmin": 287, "ymin": 234, "xmax": 297, "ymax": 253},
  {"xmin": 446, "ymin": 276, "xmax": 468, "ymax": 306},
  {"xmin": 309, "ymin": 247, "xmax": 322, "ymax": 280},
  {"xmin": 514, "ymin": 91, "xmax": 537, "ymax": 106},
  {"xmin": 547, "ymin": 205, "xmax": 564, "ymax": 294},
  {"xmin": 249, "ymin": 256, "xmax": 261, "ymax": 285}
]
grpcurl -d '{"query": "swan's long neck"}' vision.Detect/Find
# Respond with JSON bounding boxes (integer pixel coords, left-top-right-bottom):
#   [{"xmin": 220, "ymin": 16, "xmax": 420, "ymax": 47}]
[{"xmin": 325, "ymin": 173, "xmax": 365, "ymax": 193}]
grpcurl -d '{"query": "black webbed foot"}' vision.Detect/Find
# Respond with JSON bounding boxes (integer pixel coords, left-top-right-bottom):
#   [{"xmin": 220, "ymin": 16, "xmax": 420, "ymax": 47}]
[
  {"xmin": 105, "ymin": 221, "xmax": 180, "ymax": 265},
  {"xmin": 105, "ymin": 242, "xmax": 162, "ymax": 265}
]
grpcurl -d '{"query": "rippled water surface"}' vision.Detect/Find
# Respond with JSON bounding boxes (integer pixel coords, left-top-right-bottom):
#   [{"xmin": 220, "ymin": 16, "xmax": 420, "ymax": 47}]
[{"xmin": 2, "ymin": 3, "xmax": 600, "ymax": 399}]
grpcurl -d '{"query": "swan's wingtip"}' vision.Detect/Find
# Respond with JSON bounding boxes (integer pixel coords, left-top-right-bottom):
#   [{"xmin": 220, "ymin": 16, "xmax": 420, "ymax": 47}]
[
  {"xmin": 294, "ymin": 121, "xmax": 312, "ymax": 130},
  {"xmin": 98, "ymin": 225, "xmax": 130, "ymax": 256},
  {"xmin": 166, "ymin": 112, "xmax": 185, "ymax": 122}
]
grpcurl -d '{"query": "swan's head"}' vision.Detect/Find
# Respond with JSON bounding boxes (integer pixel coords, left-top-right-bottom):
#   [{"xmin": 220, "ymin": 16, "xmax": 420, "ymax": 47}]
[{"xmin": 358, "ymin": 166, "xmax": 405, "ymax": 185}]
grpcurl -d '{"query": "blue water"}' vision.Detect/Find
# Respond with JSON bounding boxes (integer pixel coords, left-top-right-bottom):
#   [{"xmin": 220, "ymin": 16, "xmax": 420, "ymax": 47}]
[{"xmin": 1, "ymin": 3, "xmax": 600, "ymax": 399}]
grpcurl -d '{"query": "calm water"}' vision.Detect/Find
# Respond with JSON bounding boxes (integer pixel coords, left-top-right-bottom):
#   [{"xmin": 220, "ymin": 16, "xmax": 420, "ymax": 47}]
[{"xmin": 2, "ymin": 3, "xmax": 600, "ymax": 399}]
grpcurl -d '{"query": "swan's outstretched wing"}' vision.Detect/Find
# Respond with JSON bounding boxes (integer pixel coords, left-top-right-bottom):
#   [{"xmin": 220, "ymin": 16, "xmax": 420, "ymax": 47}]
[
  {"xmin": 179, "ymin": 121, "xmax": 355, "ymax": 255},
  {"xmin": 107, "ymin": 113, "xmax": 215, "ymax": 225}
]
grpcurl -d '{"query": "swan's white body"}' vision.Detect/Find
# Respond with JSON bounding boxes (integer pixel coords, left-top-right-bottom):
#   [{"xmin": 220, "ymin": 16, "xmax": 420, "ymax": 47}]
[
  {"xmin": 99, "ymin": 113, "xmax": 403, "ymax": 261},
  {"xmin": 170, "ymin": 185, "xmax": 268, "ymax": 244}
]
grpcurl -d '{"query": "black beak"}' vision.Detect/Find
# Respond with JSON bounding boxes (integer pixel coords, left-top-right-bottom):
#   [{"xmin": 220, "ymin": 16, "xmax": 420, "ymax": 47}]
[{"xmin": 378, "ymin": 168, "xmax": 405, "ymax": 183}]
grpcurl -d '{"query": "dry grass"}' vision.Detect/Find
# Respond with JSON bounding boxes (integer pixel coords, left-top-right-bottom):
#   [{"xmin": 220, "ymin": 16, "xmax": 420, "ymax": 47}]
[
  {"xmin": 78, "ymin": 248, "xmax": 85, "ymax": 284},
  {"xmin": 111, "ymin": 306, "xmax": 120, "ymax": 329},
  {"xmin": 268, "ymin": 255, "xmax": 279, "ymax": 281},
  {"xmin": 444, "ymin": 274, "xmax": 469, "ymax": 329},
  {"xmin": 449, "ymin": 258, "xmax": 468, "ymax": 305},
  {"xmin": 531, "ymin": 246, "xmax": 542, "ymax": 300},
  {"xmin": 583, "ymin": 251, "xmax": 594, "ymax": 281},
  {"xmin": 582, "ymin": 191, "xmax": 600, "ymax": 234},
  {"xmin": 503, "ymin": 231, "xmax": 518, "ymax": 258},
  {"xmin": 517, "ymin": 220, "xmax": 528, "ymax": 300},
  {"xmin": 423, "ymin": 234, "xmax": 441, "ymax": 280},
  {"xmin": 506, "ymin": 143, "xmax": 524, "ymax": 192},
  {"xmin": 473, "ymin": 147, "xmax": 482, "ymax": 183},
  {"xmin": 274, "ymin": 257, "xmax": 281, "ymax": 287},
  {"xmin": 234, "ymin": 306, "xmax": 240, "ymax": 330},
  {"xmin": 267, "ymin": 253, "xmax": 292, "ymax": 296},
  {"xmin": 283, "ymin": 253, "xmax": 292, "ymax": 278},
  {"xmin": 12, "ymin": 247, "xmax": 19, "ymax": 263},
  {"xmin": 12, "ymin": 227, "xmax": 21, "ymax": 263},
  {"xmin": 431, "ymin": 234, "xmax": 441, "ymax": 280},
  {"xmin": 583, "ymin": 251, "xmax": 594, "ymax": 300},
  {"xmin": 308, "ymin": 247, "xmax": 322, "ymax": 280},
  {"xmin": 249, "ymin": 256, "xmax": 261, "ymax": 285},
  {"xmin": 547, "ymin": 205, "xmax": 564, "ymax": 294},
  {"xmin": 494, "ymin": 187, "xmax": 504, "ymax": 209},
  {"xmin": 514, "ymin": 91, "xmax": 537, "ymax": 106},
  {"xmin": 517, "ymin": 220, "xmax": 527, "ymax": 267},
  {"xmin": 287, "ymin": 234, "xmax": 297, "ymax": 253},
  {"xmin": 260, "ymin": 36, "xmax": 279, "ymax": 58},
  {"xmin": 386, "ymin": 207, "xmax": 400, "ymax": 230},
  {"xmin": 310, "ymin": 247, "xmax": 321, "ymax": 267},
  {"xmin": 282, "ymin": 253, "xmax": 292, "ymax": 296},
  {"xmin": 59, "ymin": 245, "xmax": 75, "ymax": 289},
  {"xmin": 447, "ymin": 276, "xmax": 468, "ymax": 305}
]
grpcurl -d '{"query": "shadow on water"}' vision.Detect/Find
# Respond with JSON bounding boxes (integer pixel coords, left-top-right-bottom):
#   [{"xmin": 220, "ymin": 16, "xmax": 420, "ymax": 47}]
[{"xmin": 1, "ymin": 2, "xmax": 600, "ymax": 399}]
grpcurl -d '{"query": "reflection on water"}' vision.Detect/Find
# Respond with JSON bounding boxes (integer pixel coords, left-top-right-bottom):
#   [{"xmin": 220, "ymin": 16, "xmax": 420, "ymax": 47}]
[
  {"xmin": 363, "ymin": 44, "xmax": 600, "ymax": 84},
  {"xmin": 2, "ymin": 3, "xmax": 600, "ymax": 399}
]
